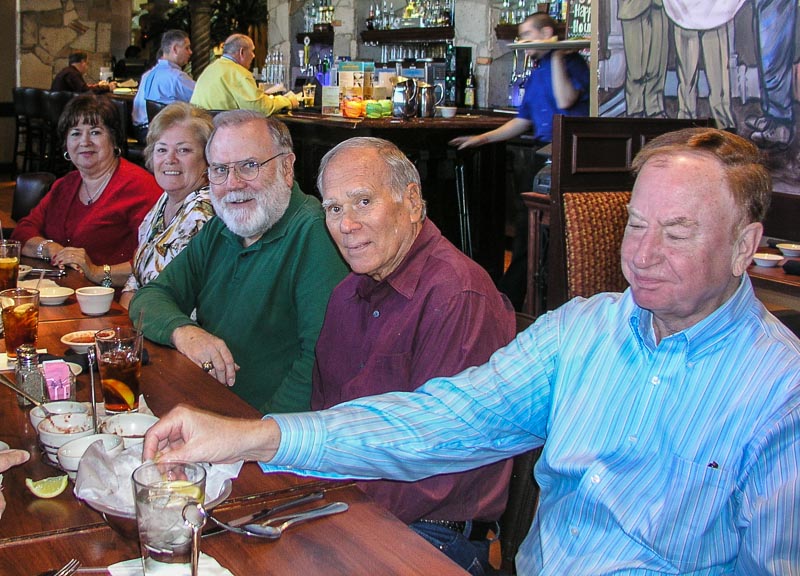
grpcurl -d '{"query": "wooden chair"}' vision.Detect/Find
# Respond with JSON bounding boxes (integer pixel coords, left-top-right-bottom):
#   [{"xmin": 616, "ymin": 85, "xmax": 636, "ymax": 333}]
[
  {"xmin": 536, "ymin": 115, "xmax": 713, "ymax": 311},
  {"xmin": 12, "ymin": 172, "xmax": 56, "ymax": 223}
]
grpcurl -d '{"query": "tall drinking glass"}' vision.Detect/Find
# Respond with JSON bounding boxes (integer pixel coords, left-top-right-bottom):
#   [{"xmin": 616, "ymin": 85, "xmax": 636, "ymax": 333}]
[
  {"xmin": 0, "ymin": 240, "xmax": 21, "ymax": 291},
  {"xmin": 0, "ymin": 288, "xmax": 39, "ymax": 359},
  {"xmin": 133, "ymin": 461, "xmax": 206, "ymax": 575},
  {"xmin": 94, "ymin": 326, "xmax": 142, "ymax": 413}
]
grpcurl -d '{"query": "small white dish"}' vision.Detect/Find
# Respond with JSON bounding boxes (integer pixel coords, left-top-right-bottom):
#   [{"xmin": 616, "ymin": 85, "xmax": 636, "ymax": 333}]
[
  {"xmin": 776, "ymin": 243, "xmax": 800, "ymax": 257},
  {"xmin": 438, "ymin": 106, "xmax": 457, "ymax": 118},
  {"xmin": 58, "ymin": 433, "xmax": 123, "ymax": 480},
  {"xmin": 38, "ymin": 286, "xmax": 75, "ymax": 306},
  {"xmin": 61, "ymin": 330, "xmax": 97, "ymax": 354},
  {"xmin": 752, "ymin": 253, "xmax": 783, "ymax": 267},
  {"xmin": 75, "ymin": 286, "xmax": 114, "ymax": 316},
  {"xmin": 18, "ymin": 265, "xmax": 32, "ymax": 280},
  {"xmin": 100, "ymin": 413, "xmax": 159, "ymax": 449},
  {"xmin": 29, "ymin": 400, "xmax": 89, "ymax": 431},
  {"xmin": 0, "ymin": 440, "xmax": 9, "ymax": 451},
  {"xmin": 66, "ymin": 362, "xmax": 83, "ymax": 376}
]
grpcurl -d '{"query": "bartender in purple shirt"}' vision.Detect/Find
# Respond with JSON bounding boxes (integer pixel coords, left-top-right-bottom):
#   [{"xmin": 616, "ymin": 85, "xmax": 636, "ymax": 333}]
[{"xmin": 315, "ymin": 137, "xmax": 515, "ymax": 575}]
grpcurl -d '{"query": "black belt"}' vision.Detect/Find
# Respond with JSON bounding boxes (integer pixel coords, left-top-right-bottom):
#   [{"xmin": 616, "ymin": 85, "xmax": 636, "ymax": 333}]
[{"xmin": 415, "ymin": 519, "xmax": 495, "ymax": 541}]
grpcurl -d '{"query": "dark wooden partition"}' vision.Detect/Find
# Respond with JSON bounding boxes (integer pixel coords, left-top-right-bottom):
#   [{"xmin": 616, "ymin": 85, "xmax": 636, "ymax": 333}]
[
  {"xmin": 764, "ymin": 191, "xmax": 800, "ymax": 242},
  {"xmin": 543, "ymin": 115, "xmax": 713, "ymax": 311}
]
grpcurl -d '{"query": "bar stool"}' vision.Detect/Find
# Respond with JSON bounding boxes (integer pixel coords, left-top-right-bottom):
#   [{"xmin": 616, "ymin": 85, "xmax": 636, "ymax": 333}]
[
  {"xmin": 12, "ymin": 87, "xmax": 28, "ymax": 175},
  {"xmin": 44, "ymin": 90, "xmax": 78, "ymax": 175},
  {"xmin": 21, "ymin": 87, "xmax": 48, "ymax": 172}
]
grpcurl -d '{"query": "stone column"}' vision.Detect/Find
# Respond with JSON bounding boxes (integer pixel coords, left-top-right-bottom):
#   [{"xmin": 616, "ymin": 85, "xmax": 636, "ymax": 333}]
[{"xmin": 190, "ymin": 0, "xmax": 213, "ymax": 76}]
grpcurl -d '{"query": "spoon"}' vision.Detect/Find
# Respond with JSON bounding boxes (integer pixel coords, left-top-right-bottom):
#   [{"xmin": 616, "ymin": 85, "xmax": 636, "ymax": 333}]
[
  {"xmin": 205, "ymin": 502, "xmax": 348, "ymax": 539},
  {"xmin": 86, "ymin": 348, "xmax": 98, "ymax": 433},
  {"xmin": 182, "ymin": 503, "xmax": 207, "ymax": 576},
  {"xmin": 0, "ymin": 372, "xmax": 52, "ymax": 416}
]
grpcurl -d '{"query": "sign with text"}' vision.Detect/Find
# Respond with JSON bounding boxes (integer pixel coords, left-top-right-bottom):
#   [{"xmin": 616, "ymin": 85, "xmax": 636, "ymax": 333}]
[{"xmin": 567, "ymin": 0, "xmax": 591, "ymax": 39}]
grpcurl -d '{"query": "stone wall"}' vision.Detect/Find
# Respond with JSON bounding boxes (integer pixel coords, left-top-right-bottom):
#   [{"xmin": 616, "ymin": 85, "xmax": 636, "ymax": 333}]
[{"xmin": 18, "ymin": 0, "xmax": 120, "ymax": 89}]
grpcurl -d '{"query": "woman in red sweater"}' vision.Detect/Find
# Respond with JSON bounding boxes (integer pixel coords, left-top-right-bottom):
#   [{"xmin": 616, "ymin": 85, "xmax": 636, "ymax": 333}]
[{"xmin": 12, "ymin": 94, "xmax": 161, "ymax": 286}]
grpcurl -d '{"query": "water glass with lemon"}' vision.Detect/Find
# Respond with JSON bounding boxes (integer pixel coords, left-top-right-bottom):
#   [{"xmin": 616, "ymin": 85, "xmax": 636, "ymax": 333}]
[
  {"xmin": 0, "ymin": 287, "xmax": 39, "ymax": 359},
  {"xmin": 94, "ymin": 326, "xmax": 142, "ymax": 413},
  {"xmin": 133, "ymin": 461, "xmax": 206, "ymax": 575}
]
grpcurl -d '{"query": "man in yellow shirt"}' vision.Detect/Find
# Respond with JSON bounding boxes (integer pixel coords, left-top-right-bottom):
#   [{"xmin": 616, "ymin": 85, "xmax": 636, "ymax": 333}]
[{"xmin": 191, "ymin": 34, "xmax": 298, "ymax": 115}]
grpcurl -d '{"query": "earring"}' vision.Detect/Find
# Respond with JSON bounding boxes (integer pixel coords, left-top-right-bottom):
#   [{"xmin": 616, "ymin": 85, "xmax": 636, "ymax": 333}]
[
  {"xmin": 63, "ymin": 151, "xmax": 71, "ymax": 161},
  {"xmin": 113, "ymin": 147, "xmax": 122, "ymax": 157}
]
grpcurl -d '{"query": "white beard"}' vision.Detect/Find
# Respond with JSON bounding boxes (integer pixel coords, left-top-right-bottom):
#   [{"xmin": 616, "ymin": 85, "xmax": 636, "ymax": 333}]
[{"xmin": 212, "ymin": 181, "xmax": 291, "ymax": 240}]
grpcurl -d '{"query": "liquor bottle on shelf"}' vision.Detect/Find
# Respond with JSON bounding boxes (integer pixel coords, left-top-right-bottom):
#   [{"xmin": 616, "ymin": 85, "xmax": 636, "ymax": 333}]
[{"xmin": 463, "ymin": 61, "xmax": 476, "ymax": 109}]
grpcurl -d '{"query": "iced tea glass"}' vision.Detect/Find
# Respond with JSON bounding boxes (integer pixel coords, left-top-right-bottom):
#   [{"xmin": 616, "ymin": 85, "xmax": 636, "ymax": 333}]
[
  {"xmin": 94, "ymin": 326, "xmax": 142, "ymax": 413},
  {"xmin": 133, "ymin": 461, "xmax": 206, "ymax": 575},
  {"xmin": 0, "ymin": 240, "xmax": 21, "ymax": 291},
  {"xmin": 0, "ymin": 288, "xmax": 39, "ymax": 359}
]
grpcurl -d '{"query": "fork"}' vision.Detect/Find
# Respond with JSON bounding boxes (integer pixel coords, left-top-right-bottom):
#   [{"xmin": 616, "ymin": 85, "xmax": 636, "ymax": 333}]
[{"xmin": 53, "ymin": 558, "xmax": 81, "ymax": 576}]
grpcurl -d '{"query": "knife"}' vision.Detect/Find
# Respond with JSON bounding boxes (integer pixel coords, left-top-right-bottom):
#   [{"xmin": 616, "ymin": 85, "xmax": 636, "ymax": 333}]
[{"xmin": 203, "ymin": 491, "xmax": 324, "ymax": 537}]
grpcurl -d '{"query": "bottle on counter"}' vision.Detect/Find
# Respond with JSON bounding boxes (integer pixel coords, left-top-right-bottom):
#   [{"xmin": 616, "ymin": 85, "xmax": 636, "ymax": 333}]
[
  {"xmin": 15, "ymin": 344, "xmax": 44, "ymax": 407},
  {"xmin": 464, "ymin": 61, "xmax": 476, "ymax": 109}
]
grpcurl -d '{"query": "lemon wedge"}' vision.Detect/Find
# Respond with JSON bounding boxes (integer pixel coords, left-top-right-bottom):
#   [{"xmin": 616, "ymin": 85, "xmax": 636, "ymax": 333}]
[
  {"xmin": 25, "ymin": 475, "xmax": 69, "ymax": 498},
  {"xmin": 102, "ymin": 378, "xmax": 136, "ymax": 409},
  {"xmin": 0, "ymin": 257, "xmax": 19, "ymax": 266},
  {"xmin": 13, "ymin": 303, "xmax": 35, "ymax": 314},
  {"xmin": 164, "ymin": 480, "xmax": 204, "ymax": 502}
]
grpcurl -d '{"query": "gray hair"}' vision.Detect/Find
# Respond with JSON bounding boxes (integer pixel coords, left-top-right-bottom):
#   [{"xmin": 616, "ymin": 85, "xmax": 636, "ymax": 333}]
[
  {"xmin": 160, "ymin": 29, "xmax": 189, "ymax": 57},
  {"xmin": 222, "ymin": 34, "xmax": 252, "ymax": 56},
  {"xmin": 145, "ymin": 102, "xmax": 213, "ymax": 172},
  {"xmin": 317, "ymin": 137, "xmax": 425, "ymax": 216},
  {"xmin": 205, "ymin": 110, "xmax": 293, "ymax": 160}
]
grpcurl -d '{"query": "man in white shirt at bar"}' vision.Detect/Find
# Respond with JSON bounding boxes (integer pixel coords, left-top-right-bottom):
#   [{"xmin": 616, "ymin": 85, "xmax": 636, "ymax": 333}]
[{"xmin": 145, "ymin": 127, "xmax": 800, "ymax": 575}]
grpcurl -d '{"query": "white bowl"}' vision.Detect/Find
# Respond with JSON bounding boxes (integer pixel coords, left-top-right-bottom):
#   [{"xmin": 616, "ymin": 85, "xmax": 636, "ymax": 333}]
[
  {"xmin": 57, "ymin": 433, "xmax": 123, "ymax": 480},
  {"xmin": 38, "ymin": 286, "xmax": 74, "ymax": 306},
  {"xmin": 37, "ymin": 413, "xmax": 94, "ymax": 464},
  {"xmin": 100, "ymin": 413, "xmax": 159, "ymax": 449},
  {"xmin": 776, "ymin": 243, "xmax": 800, "ymax": 257},
  {"xmin": 18, "ymin": 265, "xmax": 32, "ymax": 280},
  {"xmin": 61, "ymin": 330, "xmax": 98, "ymax": 354},
  {"xmin": 29, "ymin": 401, "xmax": 89, "ymax": 431},
  {"xmin": 438, "ymin": 106, "xmax": 457, "ymax": 118},
  {"xmin": 752, "ymin": 253, "xmax": 783, "ymax": 267},
  {"xmin": 75, "ymin": 286, "xmax": 114, "ymax": 315}
]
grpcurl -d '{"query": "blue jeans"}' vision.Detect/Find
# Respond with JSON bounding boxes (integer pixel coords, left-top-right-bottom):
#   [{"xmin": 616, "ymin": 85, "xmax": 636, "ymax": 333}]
[{"xmin": 409, "ymin": 520, "xmax": 491, "ymax": 576}]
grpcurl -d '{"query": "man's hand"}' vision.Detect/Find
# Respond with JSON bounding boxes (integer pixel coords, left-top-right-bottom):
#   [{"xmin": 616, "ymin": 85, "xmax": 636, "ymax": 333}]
[
  {"xmin": 171, "ymin": 325, "xmax": 239, "ymax": 386},
  {"xmin": 142, "ymin": 405, "xmax": 281, "ymax": 464},
  {"xmin": 0, "ymin": 449, "xmax": 30, "ymax": 519}
]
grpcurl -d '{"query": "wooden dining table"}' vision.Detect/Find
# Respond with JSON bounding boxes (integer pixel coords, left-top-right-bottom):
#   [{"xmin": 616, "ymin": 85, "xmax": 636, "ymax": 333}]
[{"xmin": 0, "ymin": 263, "xmax": 468, "ymax": 575}]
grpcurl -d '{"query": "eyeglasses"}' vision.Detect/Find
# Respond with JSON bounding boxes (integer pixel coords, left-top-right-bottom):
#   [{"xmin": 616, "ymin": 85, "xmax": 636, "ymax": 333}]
[{"xmin": 207, "ymin": 152, "xmax": 287, "ymax": 185}]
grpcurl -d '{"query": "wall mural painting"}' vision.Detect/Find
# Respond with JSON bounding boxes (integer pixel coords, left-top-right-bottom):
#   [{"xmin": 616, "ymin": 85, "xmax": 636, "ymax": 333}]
[{"xmin": 597, "ymin": 0, "xmax": 799, "ymax": 195}]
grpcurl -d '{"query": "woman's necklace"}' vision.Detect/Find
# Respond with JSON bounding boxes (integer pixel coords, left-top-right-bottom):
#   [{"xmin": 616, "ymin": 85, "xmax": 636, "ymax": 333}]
[{"xmin": 82, "ymin": 166, "xmax": 115, "ymax": 205}]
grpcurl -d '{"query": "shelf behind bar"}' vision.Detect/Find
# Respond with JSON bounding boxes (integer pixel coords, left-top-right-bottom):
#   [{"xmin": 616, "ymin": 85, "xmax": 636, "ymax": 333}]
[{"xmin": 360, "ymin": 26, "xmax": 454, "ymax": 44}]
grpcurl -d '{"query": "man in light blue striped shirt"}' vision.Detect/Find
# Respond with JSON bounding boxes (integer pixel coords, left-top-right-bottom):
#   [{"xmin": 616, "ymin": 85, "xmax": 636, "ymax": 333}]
[{"xmin": 144, "ymin": 128, "xmax": 800, "ymax": 575}]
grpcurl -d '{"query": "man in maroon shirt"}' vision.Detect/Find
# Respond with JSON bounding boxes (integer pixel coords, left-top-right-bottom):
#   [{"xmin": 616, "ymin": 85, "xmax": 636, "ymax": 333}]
[{"xmin": 315, "ymin": 137, "xmax": 515, "ymax": 575}]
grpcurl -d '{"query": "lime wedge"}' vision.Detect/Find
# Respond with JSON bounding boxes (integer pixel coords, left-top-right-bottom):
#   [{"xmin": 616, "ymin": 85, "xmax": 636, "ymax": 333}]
[{"xmin": 25, "ymin": 475, "xmax": 69, "ymax": 498}]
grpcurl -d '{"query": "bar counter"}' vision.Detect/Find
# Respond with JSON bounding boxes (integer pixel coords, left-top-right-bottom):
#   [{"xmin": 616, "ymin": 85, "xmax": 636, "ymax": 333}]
[{"xmin": 278, "ymin": 110, "xmax": 509, "ymax": 279}]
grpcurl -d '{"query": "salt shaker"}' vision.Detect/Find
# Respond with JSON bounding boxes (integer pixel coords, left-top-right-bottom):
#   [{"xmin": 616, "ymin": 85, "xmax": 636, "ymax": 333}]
[{"xmin": 15, "ymin": 344, "xmax": 44, "ymax": 407}]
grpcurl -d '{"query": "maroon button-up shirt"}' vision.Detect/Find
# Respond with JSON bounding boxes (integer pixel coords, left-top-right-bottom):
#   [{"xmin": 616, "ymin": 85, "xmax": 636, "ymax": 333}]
[{"xmin": 313, "ymin": 219, "xmax": 515, "ymax": 523}]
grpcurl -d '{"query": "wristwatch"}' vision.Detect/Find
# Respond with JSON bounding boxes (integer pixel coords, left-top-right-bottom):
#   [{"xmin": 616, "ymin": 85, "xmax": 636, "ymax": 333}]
[
  {"xmin": 101, "ymin": 264, "xmax": 113, "ymax": 287},
  {"xmin": 36, "ymin": 239, "xmax": 54, "ymax": 261}
]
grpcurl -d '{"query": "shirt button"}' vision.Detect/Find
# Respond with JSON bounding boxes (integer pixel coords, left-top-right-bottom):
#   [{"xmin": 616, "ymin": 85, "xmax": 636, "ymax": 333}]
[
  {"xmin": 590, "ymin": 474, "xmax": 600, "ymax": 484},
  {"xmin": 628, "ymin": 435, "xmax": 638, "ymax": 443},
  {"xmin": 651, "ymin": 375, "xmax": 660, "ymax": 385},
  {"xmin": 372, "ymin": 310, "xmax": 380, "ymax": 318},
  {"xmin": 570, "ymin": 527, "xmax": 578, "ymax": 536}
]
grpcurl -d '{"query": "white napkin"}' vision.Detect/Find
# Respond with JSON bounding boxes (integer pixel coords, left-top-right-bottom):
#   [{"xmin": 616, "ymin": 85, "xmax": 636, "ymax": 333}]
[
  {"xmin": 74, "ymin": 441, "xmax": 242, "ymax": 513},
  {"xmin": 0, "ymin": 348, "xmax": 47, "ymax": 371},
  {"xmin": 108, "ymin": 553, "xmax": 234, "ymax": 575}
]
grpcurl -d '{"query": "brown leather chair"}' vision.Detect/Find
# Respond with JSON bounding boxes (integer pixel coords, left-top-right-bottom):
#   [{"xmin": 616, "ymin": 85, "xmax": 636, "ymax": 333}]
[
  {"xmin": 145, "ymin": 99, "xmax": 168, "ymax": 123},
  {"xmin": 12, "ymin": 172, "xmax": 56, "ymax": 222}
]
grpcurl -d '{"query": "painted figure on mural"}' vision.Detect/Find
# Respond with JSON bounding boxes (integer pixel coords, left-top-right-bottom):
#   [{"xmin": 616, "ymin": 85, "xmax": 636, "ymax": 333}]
[{"xmin": 618, "ymin": 0, "xmax": 668, "ymax": 117}]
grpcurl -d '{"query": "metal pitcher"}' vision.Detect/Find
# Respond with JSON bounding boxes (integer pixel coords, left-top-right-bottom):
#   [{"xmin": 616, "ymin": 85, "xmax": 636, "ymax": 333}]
[
  {"xmin": 392, "ymin": 77, "xmax": 417, "ymax": 119},
  {"xmin": 417, "ymin": 82, "xmax": 444, "ymax": 118}
]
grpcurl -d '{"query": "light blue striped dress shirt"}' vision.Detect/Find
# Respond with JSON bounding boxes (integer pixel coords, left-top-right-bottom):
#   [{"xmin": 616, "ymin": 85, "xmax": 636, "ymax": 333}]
[{"xmin": 264, "ymin": 277, "xmax": 800, "ymax": 575}]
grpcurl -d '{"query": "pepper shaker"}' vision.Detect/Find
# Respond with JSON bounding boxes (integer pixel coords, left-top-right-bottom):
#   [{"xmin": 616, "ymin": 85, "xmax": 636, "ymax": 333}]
[{"xmin": 15, "ymin": 344, "xmax": 44, "ymax": 407}]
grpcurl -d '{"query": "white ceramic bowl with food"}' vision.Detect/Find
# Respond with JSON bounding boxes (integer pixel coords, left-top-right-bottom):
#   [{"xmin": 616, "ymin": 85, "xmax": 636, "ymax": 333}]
[
  {"xmin": 752, "ymin": 253, "xmax": 783, "ymax": 267},
  {"xmin": 438, "ymin": 106, "xmax": 457, "ymax": 118},
  {"xmin": 776, "ymin": 243, "xmax": 800, "ymax": 257},
  {"xmin": 75, "ymin": 286, "xmax": 114, "ymax": 315},
  {"xmin": 57, "ymin": 433, "xmax": 123, "ymax": 480},
  {"xmin": 18, "ymin": 265, "xmax": 32, "ymax": 280},
  {"xmin": 29, "ymin": 400, "xmax": 89, "ymax": 430},
  {"xmin": 37, "ymin": 412, "xmax": 94, "ymax": 464},
  {"xmin": 100, "ymin": 413, "xmax": 159, "ymax": 449},
  {"xmin": 61, "ymin": 330, "xmax": 98, "ymax": 354},
  {"xmin": 38, "ymin": 286, "xmax": 74, "ymax": 306}
]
